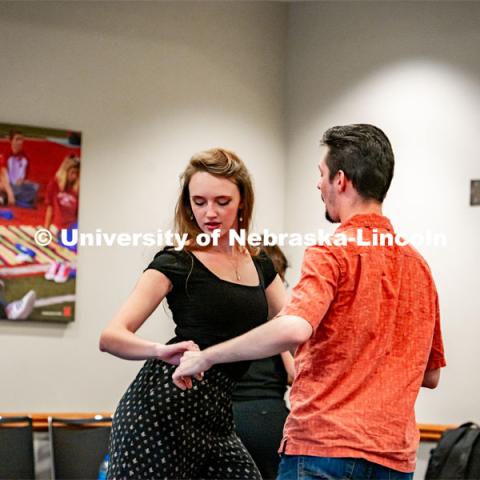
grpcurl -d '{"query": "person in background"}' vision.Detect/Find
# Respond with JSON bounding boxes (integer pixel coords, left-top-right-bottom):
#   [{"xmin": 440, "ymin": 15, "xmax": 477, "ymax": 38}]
[
  {"xmin": 6, "ymin": 130, "xmax": 39, "ymax": 208},
  {"xmin": 0, "ymin": 154, "xmax": 15, "ymax": 206},
  {"xmin": 0, "ymin": 280, "xmax": 36, "ymax": 320},
  {"xmin": 44, "ymin": 154, "xmax": 80, "ymax": 234},
  {"xmin": 232, "ymin": 243, "xmax": 294, "ymax": 480},
  {"xmin": 42, "ymin": 154, "xmax": 80, "ymax": 284}
]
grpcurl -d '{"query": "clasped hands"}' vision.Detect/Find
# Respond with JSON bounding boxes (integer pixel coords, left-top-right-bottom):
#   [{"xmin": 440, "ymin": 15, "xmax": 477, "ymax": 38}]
[{"xmin": 157, "ymin": 340, "xmax": 211, "ymax": 390}]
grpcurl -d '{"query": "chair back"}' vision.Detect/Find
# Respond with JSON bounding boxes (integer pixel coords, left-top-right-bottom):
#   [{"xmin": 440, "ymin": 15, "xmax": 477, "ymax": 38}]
[
  {"xmin": 0, "ymin": 415, "xmax": 35, "ymax": 480},
  {"xmin": 49, "ymin": 416, "xmax": 112, "ymax": 480}
]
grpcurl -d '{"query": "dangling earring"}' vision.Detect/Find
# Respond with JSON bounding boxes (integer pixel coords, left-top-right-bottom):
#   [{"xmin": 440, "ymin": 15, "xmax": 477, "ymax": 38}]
[
  {"xmin": 239, "ymin": 215, "xmax": 243, "ymax": 222},
  {"xmin": 190, "ymin": 214, "xmax": 194, "ymax": 220}
]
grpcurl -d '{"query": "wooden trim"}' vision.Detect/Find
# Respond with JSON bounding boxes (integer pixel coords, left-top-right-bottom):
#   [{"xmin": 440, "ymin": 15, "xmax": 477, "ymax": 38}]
[
  {"xmin": 0, "ymin": 413, "xmax": 454, "ymax": 440},
  {"xmin": 0, "ymin": 413, "xmax": 111, "ymax": 431},
  {"xmin": 418, "ymin": 424, "xmax": 456, "ymax": 442}
]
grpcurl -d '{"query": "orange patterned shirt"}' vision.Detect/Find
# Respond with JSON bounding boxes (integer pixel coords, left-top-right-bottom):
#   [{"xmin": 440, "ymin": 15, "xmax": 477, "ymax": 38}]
[{"xmin": 279, "ymin": 214, "xmax": 446, "ymax": 473}]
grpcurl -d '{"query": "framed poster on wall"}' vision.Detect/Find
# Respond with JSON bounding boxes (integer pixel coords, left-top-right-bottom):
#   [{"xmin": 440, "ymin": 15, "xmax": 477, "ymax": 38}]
[{"xmin": 0, "ymin": 122, "xmax": 81, "ymax": 323}]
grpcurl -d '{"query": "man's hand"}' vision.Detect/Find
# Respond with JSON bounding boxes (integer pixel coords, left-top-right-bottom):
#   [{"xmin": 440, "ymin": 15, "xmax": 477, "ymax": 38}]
[
  {"xmin": 155, "ymin": 341, "xmax": 199, "ymax": 366},
  {"xmin": 172, "ymin": 350, "xmax": 212, "ymax": 390}
]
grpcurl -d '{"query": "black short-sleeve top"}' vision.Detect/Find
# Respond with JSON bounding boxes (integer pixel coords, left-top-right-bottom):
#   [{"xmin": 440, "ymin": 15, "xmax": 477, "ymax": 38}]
[{"xmin": 145, "ymin": 248, "xmax": 277, "ymax": 380}]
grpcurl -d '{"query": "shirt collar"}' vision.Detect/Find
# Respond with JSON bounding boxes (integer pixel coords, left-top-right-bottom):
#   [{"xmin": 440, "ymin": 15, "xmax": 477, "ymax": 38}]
[
  {"xmin": 336, "ymin": 213, "xmax": 394, "ymax": 233},
  {"xmin": 9, "ymin": 150, "xmax": 25, "ymax": 159}
]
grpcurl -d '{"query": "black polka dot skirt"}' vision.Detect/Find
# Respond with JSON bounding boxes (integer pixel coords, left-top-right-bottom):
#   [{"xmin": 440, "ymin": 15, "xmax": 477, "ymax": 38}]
[{"xmin": 107, "ymin": 359, "xmax": 261, "ymax": 480}]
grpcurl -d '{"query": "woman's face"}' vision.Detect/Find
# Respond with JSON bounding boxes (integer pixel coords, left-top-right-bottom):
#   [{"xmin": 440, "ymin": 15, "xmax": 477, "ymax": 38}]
[
  {"xmin": 188, "ymin": 171, "xmax": 242, "ymax": 239},
  {"xmin": 67, "ymin": 167, "xmax": 80, "ymax": 184}
]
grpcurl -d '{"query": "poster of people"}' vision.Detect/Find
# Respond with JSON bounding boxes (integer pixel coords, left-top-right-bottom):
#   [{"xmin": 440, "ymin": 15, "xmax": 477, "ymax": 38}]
[{"xmin": 0, "ymin": 122, "xmax": 81, "ymax": 323}]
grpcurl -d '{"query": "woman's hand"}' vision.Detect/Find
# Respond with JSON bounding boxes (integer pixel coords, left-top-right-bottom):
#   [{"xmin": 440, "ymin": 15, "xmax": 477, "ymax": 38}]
[
  {"xmin": 172, "ymin": 350, "xmax": 212, "ymax": 390},
  {"xmin": 155, "ymin": 341, "xmax": 200, "ymax": 366}
]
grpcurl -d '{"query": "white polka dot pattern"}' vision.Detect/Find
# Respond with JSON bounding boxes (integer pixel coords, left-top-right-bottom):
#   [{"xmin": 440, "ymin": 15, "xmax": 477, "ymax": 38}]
[{"xmin": 107, "ymin": 360, "xmax": 261, "ymax": 480}]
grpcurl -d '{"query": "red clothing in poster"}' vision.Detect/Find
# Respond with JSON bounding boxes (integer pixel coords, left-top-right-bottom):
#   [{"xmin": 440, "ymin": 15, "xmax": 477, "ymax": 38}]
[{"xmin": 45, "ymin": 180, "xmax": 78, "ymax": 230}]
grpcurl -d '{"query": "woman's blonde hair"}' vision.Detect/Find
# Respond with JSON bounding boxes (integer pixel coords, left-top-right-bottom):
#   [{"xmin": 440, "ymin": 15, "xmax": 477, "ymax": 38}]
[
  {"xmin": 56, "ymin": 154, "xmax": 80, "ymax": 192},
  {"xmin": 174, "ymin": 148, "xmax": 256, "ymax": 254}
]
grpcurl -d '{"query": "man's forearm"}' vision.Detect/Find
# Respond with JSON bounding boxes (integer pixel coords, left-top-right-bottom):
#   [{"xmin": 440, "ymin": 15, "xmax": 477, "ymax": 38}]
[{"xmin": 204, "ymin": 315, "xmax": 312, "ymax": 366}]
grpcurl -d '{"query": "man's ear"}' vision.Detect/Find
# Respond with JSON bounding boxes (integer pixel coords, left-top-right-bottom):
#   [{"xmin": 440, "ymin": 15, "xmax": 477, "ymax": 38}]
[{"xmin": 336, "ymin": 170, "xmax": 348, "ymax": 192}]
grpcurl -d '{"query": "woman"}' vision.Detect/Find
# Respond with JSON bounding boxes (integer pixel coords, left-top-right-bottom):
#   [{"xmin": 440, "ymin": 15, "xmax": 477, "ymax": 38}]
[
  {"xmin": 232, "ymin": 244, "xmax": 294, "ymax": 480},
  {"xmin": 44, "ymin": 154, "xmax": 80, "ymax": 233},
  {"xmin": 43, "ymin": 154, "xmax": 80, "ymax": 283},
  {"xmin": 99, "ymin": 148, "xmax": 286, "ymax": 480}
]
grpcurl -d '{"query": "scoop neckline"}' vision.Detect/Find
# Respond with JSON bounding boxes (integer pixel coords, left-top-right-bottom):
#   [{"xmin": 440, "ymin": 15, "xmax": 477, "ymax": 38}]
[{"xmin": 190, "ymin": 251, "xmax": 262, "ymax": 288}]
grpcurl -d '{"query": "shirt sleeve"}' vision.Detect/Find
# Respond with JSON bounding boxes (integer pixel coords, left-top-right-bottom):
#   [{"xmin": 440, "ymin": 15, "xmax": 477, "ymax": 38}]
[
  {"xmin": 144, "ymin": 249, "xmax": 190, "ymax": 288},
  {"xmin": 256, "ymin": 250, "xmax": 278, "ymax": 288},
  {"xmin": 426, "ymin": 292, "xmax": 447, "ymax": 370},
  {"xmin": 280, "ymin": 245, "xmax": 341, "ymax": 330}
]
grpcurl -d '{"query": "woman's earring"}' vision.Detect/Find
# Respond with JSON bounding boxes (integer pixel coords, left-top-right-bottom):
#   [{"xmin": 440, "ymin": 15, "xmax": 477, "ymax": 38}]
[
  {"xmin": 190, "ymin": 214, "xmax": 194, "ymax": 220},
  {"xmin": 239, "ymin": 215, "xmax": 243, "ymax": 222}
]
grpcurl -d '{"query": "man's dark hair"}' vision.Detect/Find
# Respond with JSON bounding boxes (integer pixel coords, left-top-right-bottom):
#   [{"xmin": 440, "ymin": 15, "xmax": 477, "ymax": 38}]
[
  {"xmin": 9, "ymin": 129, "xmax": 23, "ymax": 140},
  {"xmin": 321, "ymin": 124, "xmax": 394, "ymax": 202}
]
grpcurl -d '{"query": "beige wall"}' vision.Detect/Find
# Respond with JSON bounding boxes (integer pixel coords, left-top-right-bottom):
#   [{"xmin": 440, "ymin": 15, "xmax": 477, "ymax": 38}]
[
  {"xmin": 285, "ymin": 0, "xmax": 480, "ymax": 425},
  {"xmin": 285, "ymin": 3, "xmax": 480, "ymax": 476},
  {"xmin": 0, "ymin": 1, "xmax": 287, "ymax": 411},
  {"xmin": 1, "ymin": 4, "xmax": 480, "ymax": 476}
]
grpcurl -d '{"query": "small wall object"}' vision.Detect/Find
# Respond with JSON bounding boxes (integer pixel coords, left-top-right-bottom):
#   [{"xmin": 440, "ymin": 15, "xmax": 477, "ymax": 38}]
[{"xmin": 471, "ymin": 180, "xmax": 480, "ymax": 206}]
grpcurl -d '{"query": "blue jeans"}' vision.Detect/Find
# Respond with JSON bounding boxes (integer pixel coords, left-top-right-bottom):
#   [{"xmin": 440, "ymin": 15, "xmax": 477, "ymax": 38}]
[
  {"xmin": 12, "ymin": 181, "xmax": 39, "ymax": 207},
  {"xmin": 277, "ymin": 455, "xmax": 413, "ymax": 480}
]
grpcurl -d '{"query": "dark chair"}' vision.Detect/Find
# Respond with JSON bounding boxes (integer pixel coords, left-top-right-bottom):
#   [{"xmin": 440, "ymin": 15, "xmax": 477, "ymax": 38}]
[
  {"xmin": 0, "ymin": 415, "xmax": 35, "ymax": 480},
  {"xmin": 48, "ymin": 415, "xmax": 112, "ymax": 480}
]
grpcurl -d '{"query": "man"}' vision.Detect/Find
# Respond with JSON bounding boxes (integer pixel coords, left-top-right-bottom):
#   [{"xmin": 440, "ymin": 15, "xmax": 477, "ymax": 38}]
[
  {"xmin": 173, "ymin": 124, "xmax": 446, "ymax": 479},
  {"xmin": 6, "ymin": 130, "xmax": 39, "ymax": 207}
]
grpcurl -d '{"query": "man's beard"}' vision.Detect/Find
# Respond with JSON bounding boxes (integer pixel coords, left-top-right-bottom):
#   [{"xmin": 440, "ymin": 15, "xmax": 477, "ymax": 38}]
[{"xmin": 325, "ymin": 209, "xmax": 335, "ymax": 223}]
